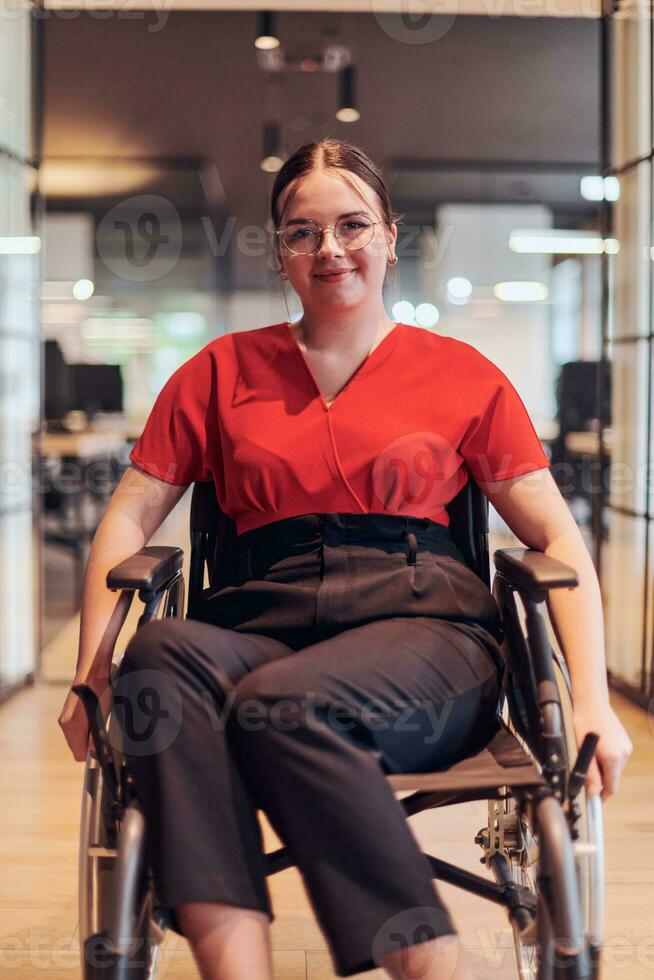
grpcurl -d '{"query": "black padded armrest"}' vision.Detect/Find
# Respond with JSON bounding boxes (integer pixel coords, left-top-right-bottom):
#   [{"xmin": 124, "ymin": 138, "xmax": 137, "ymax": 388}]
[
  {"xmin": 493, "ymin": 547, "xmax": 578, "ymax": 599},
  {"xmin": 107, "ymin": 546, "xmax": 184, "ymax": 593}
]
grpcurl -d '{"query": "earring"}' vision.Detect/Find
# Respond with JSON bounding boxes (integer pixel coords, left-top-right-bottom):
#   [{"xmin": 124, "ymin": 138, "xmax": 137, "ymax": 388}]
[{"xmin": 388, "ymin": 254, "xmax": 398, "ymax": 267}]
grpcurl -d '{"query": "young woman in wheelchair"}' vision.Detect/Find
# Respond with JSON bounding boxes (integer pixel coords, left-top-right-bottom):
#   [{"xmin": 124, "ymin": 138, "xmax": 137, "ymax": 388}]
[{"xmin": 59, "ymin": 137, "xmax": 632, "ymax": 980}]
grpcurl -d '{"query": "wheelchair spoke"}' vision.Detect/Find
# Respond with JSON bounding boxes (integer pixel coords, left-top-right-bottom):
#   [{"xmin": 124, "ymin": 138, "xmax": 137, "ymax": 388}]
[{"xmin": 495, "ymin": 704, "xmax": 544, "ymax": 978}]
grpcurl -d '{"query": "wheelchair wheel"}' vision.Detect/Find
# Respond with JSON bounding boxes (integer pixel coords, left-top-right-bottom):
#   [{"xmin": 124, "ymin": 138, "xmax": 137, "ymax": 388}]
[
  {"xmin": 495, "ymin": 648, "xmax": 604, "ymax": 979},
  {"xmin": 551, "ymin": 648, "xmax": 604, "ymax": 975},
  {"xmin": 79, "ymin": 690, "xmax": 165, "ymax": 980}
]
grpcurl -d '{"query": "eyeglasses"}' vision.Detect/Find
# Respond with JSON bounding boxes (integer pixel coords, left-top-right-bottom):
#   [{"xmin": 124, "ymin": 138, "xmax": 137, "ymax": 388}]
[{"xmin": 276, "ymin": 217, "xmax": 390, "ymax": 256}]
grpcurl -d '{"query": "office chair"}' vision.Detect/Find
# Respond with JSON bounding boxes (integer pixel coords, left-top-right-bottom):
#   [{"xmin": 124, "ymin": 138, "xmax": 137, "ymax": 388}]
[{"xmin": 74, "ymin": 474, "xmax": 605, "ymax": 980}]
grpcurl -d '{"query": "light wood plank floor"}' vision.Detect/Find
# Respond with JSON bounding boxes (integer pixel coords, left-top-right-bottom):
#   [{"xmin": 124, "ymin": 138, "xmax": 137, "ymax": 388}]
[{"xmin": 6, "ymin": 495, "xmax": 652, "ymax": 979}]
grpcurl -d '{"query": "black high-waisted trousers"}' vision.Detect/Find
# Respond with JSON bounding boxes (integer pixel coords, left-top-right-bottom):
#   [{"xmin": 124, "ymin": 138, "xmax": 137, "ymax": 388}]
[{"xmin": 113, "ymin": 512, "xmax": 505, "ymax": 977}]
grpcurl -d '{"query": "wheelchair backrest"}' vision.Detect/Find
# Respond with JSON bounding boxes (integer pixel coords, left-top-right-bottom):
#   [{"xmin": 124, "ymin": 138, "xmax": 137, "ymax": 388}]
[{"xmin": 186, "ymin": 474, "xmax": 490, "ymax": 619}]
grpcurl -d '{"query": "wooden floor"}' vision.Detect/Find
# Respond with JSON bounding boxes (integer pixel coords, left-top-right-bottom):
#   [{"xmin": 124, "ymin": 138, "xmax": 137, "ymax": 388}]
[{"xmin": 6, "ymin": 495, "xmax": 653, "ymax": 979}]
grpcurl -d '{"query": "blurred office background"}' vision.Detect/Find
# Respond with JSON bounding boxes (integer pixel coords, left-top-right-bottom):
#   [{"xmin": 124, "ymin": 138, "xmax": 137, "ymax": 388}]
[{"xmin": 0, "ymin": 0, "xmax": 651, "ymax": 715}]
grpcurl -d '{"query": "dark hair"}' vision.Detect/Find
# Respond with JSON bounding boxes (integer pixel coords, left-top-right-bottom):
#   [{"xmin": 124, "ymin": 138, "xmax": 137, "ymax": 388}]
[{"xmin": 270, "ymin": 137, "xmax": 404, "ymax": 286}]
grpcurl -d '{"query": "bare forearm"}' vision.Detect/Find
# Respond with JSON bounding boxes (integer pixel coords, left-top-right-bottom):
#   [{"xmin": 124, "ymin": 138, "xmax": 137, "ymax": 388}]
[
  {"xmin": 543, "ymin": 530, "xmax": 610, "ymax": 709},
  {"xmin": 73, "ymin": 511, "xmax": 146, "ymax": 683}
]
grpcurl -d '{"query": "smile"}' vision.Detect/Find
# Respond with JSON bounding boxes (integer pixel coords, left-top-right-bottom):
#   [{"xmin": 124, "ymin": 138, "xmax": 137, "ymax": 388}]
[{"xmin": 314, "ymin": 270, "xmax": 355, "ymax": 281}]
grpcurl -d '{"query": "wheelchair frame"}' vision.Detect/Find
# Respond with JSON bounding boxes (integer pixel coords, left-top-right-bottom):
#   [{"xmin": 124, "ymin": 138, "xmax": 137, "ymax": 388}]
[{"xmin": 74, "ymin": 475, "xmax": 605, "ymax": 980}]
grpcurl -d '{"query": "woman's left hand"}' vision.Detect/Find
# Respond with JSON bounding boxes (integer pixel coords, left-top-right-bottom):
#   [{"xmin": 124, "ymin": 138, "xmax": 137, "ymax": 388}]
[{"xmin": 572, "ymin": 700, "xmax": 633, "ymax": 801}]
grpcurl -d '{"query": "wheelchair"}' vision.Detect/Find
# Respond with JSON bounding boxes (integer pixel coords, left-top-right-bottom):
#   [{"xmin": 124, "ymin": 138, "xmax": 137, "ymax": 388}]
[{"xmin": 73, "ymin": 475, "xmax": 605, "ymax": 979}]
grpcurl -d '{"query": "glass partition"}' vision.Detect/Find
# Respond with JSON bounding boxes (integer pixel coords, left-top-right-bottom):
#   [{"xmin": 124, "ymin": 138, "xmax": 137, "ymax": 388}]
[
  {"xmin": 601, "ymin": 7, "xmax": 654, "ymax": 705},
  {"xmin": 0, "ymin": 1, "xmax": 40, "ymax": 698}
]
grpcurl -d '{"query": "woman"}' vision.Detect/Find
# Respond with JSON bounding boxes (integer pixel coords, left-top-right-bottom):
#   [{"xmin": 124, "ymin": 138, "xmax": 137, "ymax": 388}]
[{"xmin": 59, "ymin": 137, "xmax": 632, "ymax": 980}]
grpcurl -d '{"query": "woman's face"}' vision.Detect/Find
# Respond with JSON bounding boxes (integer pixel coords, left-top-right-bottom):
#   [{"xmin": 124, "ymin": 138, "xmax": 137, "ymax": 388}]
[{"xmin": 275, "ymin": 169, "xmax": 397, "ymax": 315}]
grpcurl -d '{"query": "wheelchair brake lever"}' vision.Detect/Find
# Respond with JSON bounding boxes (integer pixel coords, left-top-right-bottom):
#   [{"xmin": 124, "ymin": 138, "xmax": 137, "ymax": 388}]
[
  {"xmin": 72, "ymin": 683, "xmax": 121, "ymax": 804},
  {"xmin": 567, "ymin": 730, "xmax": 600, "ymax": 803}
]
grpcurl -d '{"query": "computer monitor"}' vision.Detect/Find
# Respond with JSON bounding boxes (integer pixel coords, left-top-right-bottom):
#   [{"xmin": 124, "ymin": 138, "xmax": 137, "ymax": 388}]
[
  {"xmin": 44, "ymin": 340, "xmax": 73, "ymax": 420},
  {"xmin": 70, "ymin": 363, "xmax": 124, "ymax": 417}
]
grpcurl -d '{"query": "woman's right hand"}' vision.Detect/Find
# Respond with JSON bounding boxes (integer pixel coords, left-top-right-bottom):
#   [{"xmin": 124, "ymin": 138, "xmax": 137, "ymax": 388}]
[{"xmin": 58, "ymin": 671, "xmax": 112, "ymax": 763}]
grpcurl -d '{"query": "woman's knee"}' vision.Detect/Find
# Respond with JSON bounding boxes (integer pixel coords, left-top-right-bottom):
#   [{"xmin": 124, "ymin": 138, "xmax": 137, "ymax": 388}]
[
  {"xmin": 119, "ymin": 617, "xmax": 188, "ymax": 675},
  {"xmin": 227, "ymin": 656, "xmax": 364, "ymax": 756},
  {"xmin": 227, "ymin": 657, "xmax": 306, "ymax": 743}
]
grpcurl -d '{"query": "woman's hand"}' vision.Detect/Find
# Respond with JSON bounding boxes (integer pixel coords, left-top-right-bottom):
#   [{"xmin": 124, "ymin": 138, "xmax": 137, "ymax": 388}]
[
  {"xmin": 572, "ymin": 699, "xmax": 633, "ymax": 801},
  {"xmin": 58, "ymin": 671, "xmax": 113, "ymax": 763}
]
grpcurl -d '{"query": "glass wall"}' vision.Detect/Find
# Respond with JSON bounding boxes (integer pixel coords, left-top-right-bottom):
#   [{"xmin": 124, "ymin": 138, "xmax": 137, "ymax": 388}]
[
  {"xmin": 0, "ymin": 3, "xmax": 41, "ymax": 698},
  {"xmin": 601, "ymin": 3, "xmax": 653, "ymax": 705}
]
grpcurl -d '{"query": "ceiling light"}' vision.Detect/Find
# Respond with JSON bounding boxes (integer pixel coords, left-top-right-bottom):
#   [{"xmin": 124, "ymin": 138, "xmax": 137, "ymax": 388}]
[
  {"xmin": 73, "ymin": 278, "xmax": 95, "ymax": 301},
  {"xmin": 415, "ymin": 303, "xmax": 439, "ymax": 327},
  {"xmin": 255, "ymin": 10, "xmax": 280, "ymax": 50},
  {"xmin": 509, "ymin": 229, "xmax": 616, "ymax": 254},
  {"xmin": 0, "ymin": 236, "xmax": 41, "ymax": 254},
  {"xmin": 446, "ymin": 277, "xmax": 472, "ymax": 301},
  {"xmin": 392, "ymin": 300, "xmax": 416, "ymax": 323},
  {"xmin": 580, "ymin": 175, "xmax": 620, "ymax": 202},
  {"xmin": 336, "ymin": 65, "xmax": 360, "ymax": 123},
  {"xmin": 260, "ymin": 121, "xmax": 284, "ymax": 173},
  {"xmin": 494, "ymin": 281, "xmax": 548, "ymax": 302},
  {"xmin": 603, "ymin": 177, "xmax": 620, "ymax": 201},
  {"xmin": 81, "ymin": 317, "xmax": 154, "ymax": 341}
]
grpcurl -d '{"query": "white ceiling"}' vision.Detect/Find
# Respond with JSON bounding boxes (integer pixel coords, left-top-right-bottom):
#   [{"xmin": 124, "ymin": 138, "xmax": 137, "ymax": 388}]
[{"xmin": 43, "ymin": 0, "xmax": 601, "ymax": 15}]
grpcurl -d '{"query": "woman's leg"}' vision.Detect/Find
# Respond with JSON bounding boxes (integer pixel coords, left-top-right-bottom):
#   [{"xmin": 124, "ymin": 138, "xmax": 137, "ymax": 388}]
[
  {"xmin": 172, "ymin": 902, "xmax": 274, "ymax": 980},
  {"xmin": 377, "ymin": 933, "xmax": 474, "ymax": 980},
  {"xmin": 226, "ymin": 614, "xmax": 502, "ymax": 978},
  {"xmin": 113, "ymin": 617, "xmax": 295, "ymax": 979}
]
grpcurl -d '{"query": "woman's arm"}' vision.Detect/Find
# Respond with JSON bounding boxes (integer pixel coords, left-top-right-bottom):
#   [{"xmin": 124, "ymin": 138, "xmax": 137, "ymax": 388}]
[
  {"xmin": 476, "ymin": 467, "xmax": 633, "ymax": 799},
  {"xmin": 58, "ymin": 464, "xmax": 189, "ymax": 761}
]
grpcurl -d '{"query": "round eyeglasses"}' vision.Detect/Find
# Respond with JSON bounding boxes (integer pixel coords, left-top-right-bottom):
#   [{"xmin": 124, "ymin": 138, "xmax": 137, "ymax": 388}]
[{"xmin": 276, "ymin": 217, "xmax": 390, "ymax": 256}]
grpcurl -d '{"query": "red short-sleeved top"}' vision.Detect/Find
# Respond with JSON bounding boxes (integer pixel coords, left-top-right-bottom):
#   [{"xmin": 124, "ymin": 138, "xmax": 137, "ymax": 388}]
[{"xmin": 129, "ymin": 320, "xmax": 550, "ymax": 536}]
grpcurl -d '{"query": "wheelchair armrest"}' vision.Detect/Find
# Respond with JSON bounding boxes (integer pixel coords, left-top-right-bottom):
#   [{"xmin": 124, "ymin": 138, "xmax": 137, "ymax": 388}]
[
  {"xmin": 493, "ymin": 547, "xmax": 578, "ymax": 600},
  {"xmin": 106, "ymin": 546, "xmax": 184, "ymax": 593}
]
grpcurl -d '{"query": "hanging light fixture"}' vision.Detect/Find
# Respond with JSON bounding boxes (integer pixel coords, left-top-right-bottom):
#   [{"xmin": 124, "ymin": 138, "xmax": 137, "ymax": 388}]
[
  {"xmin": 260, "ymin": 121, "xmax": 284, "ymax": 173},
  {"xmin": 255, "ymin": 11, "xmax": 280, "ymax": 50},
  {"xmin": 336, "ymin": 64, "xmax": 360, "ymax": 122}
]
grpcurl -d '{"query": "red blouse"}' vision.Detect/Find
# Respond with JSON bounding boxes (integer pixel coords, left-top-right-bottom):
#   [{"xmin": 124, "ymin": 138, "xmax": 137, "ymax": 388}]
[{"xmin": 129, "ymin": 320, "xmax": 550, "ymax": 537}]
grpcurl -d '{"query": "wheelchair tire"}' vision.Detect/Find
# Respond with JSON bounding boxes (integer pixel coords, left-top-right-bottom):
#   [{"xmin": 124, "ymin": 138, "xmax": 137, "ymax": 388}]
[
  {"xmin": 551, "ymin": 649, "xmax": 605, "ymax": 975},
  {"xmin": 496, "ymin": 648, "xmax": 604, "ymax": 979},
  {"xmin": 79, "ymin": 691, "xmax": 165, "ymax": 980}
]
